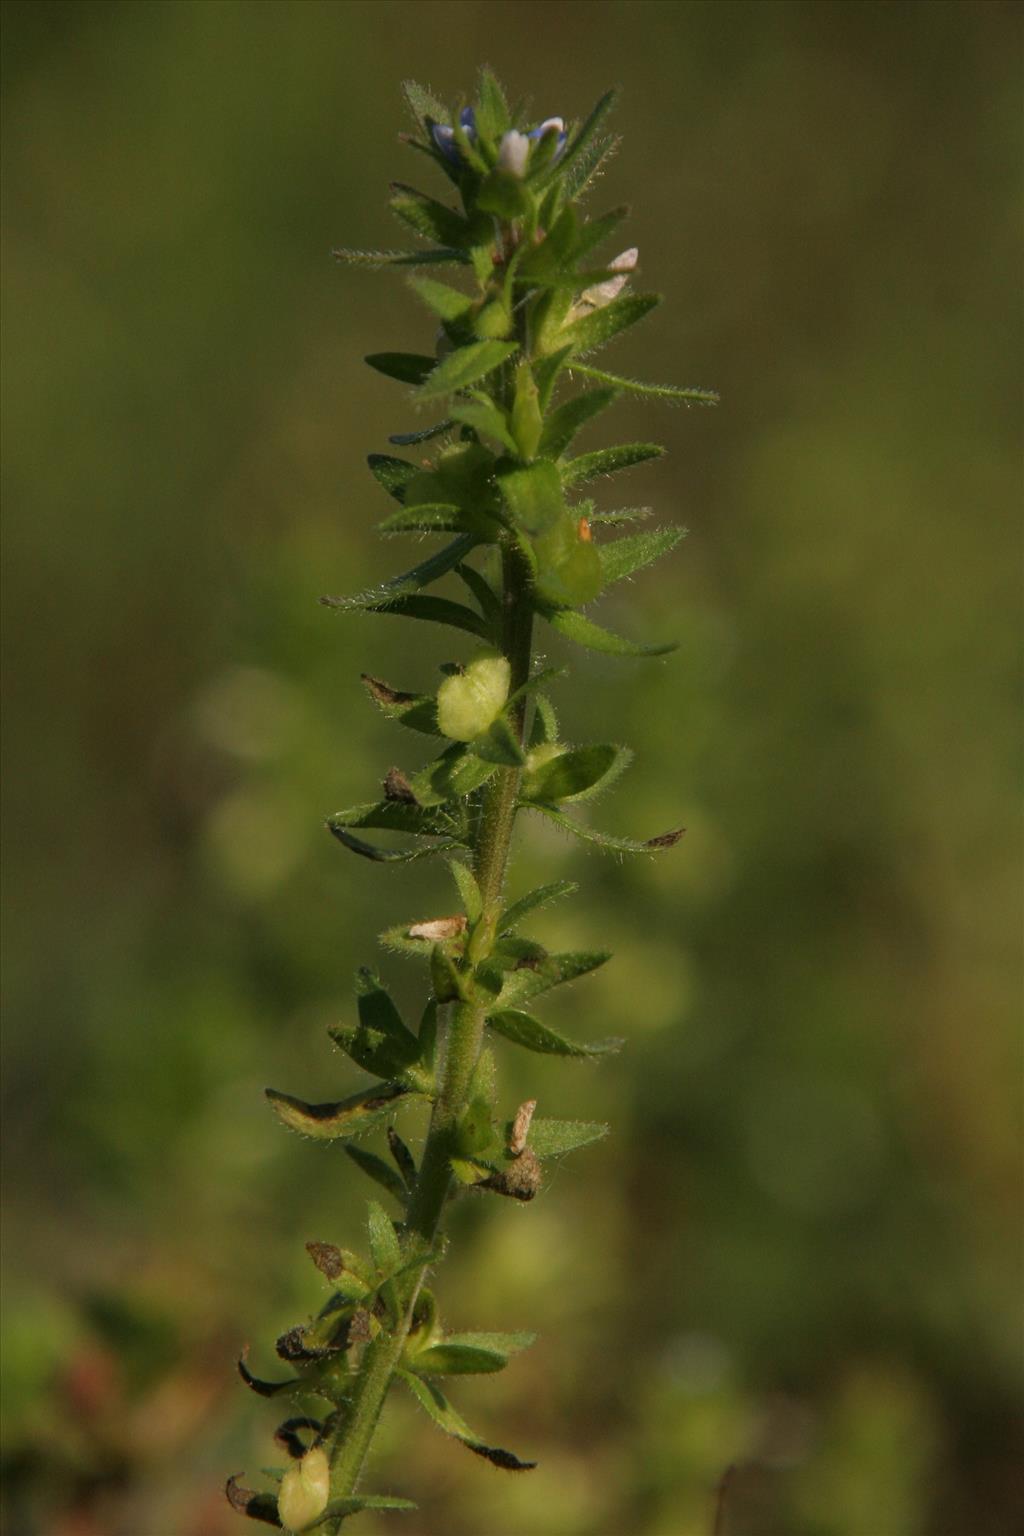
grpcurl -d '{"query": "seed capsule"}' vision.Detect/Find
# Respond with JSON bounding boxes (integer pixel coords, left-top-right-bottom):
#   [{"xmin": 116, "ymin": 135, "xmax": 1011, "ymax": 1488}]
[
  {"xmin": 436, "ymin": 654, "xmax": 511, "ymax": 742},
  {"xmin": 277, "ymin": 1447, "xmax": 330, "ymax": 1532}
]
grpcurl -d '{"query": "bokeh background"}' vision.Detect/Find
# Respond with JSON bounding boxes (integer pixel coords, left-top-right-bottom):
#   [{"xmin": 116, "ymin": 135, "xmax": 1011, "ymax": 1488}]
[{"xmin": 2, "ymin": 2, "xmax": 1021, "ymax": 1534}]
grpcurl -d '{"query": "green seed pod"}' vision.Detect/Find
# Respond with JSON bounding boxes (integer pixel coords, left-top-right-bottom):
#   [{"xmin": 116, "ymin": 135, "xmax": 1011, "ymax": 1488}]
[
  {"xmin": 277, "ymin": 1447, "xmax": 330, "ymax": 1532},
  {"xmin": 437, "ymin": 653, "xmax": 511, "ymax": 742}
]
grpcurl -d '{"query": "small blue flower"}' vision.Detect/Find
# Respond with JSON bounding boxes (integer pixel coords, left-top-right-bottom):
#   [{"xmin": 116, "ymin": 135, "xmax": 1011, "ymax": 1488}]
[{"xmin": 432, "ymin": 107, "xmax": 477, "ymax": 164}]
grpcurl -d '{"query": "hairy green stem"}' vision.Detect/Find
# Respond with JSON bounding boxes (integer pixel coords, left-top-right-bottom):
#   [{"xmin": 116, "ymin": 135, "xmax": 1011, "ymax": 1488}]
[{"xmin": 328, "ymin": 541, "xmax": 534, "ymax": 1505}]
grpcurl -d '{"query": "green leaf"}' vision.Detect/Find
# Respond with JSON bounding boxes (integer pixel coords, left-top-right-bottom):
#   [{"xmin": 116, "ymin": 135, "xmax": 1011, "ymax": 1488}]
[
  {"xmin": 328, "ymin": 968, "xmax": 422, "ymax": 1082},
  {"xmin": 330, "ymin": 592, "xmax": 492, "ymax": 640},
  {"xmin": 314, "ymin": 1494, "xmax": 417, "ymax": 1522},
  {"xmin": 560, "ymin": 442, "xmax": 664, "ymax": 489},
  {"xmin": 498, "ymin": 880, "xmax": 578, "ymax": 934},
  {"xmin": 344, "ymin": 1144, "xmax": 408, "ymax": 1205},
  {"xmin": 409, "ymin": 1344, "xmax": 511, "ymax": 1376},
  {"xmin": 320, "ymin": 534, "xmax": 476, "ymax": 613},
  {"xmin": 377, "ymin": 504, "xmax": 464, "ymax": 536},
  {"xmin": 493, "ymin": 949, "xmax": 611, "ymax": 1009},
  {"xmin": 487, "ymin": 1008, "xmax": 622, "ymax": 1058},
  {"xmin": 365, "ymin": 351, "xmax": 438, "ymax": 385},
  {"xmin": 570, "ymin": 362, "xmax": 720, "ymax": 405},
  {"xmin": 326, "ymin": 801, "xmax": 464, "ymax": 864},
  {"xmin": 388, "ymin": 1127, "xmax": 417, "ymax": 1189},
  {"xmin": 541, "ymin": 606, "xmax": 677, "ymax": 657},
  {"xmin": 368, "ymin": 453, "xmax": 418, "ymax": 503},
  {"xmin": 361, "ymin": 676, "xmax": 440, "ymax": 735},
  {"xmin": 443, "ymin": 1330, "xmax": 536, "ymax": 1356},
  {"xmin": 448, "ymin": 858, "xmax": 483, "ymax": 925},
  {"xmin": 367, "ymin": 1200, "xmax": 402, "ymax": 1275},
  {"xmin": 388, "ymin": 421, "xmax": 453, "ymax": 446},
  {"xmin": 572, "ymin": 205, "xmax": 630, "ymax": 262},
  {"xmin": 411, "ymin": 742, "xmax": 499, "ymax": 806},
  {"xmin": 417, "ymin": 340, "xmax": 519, "ymax": 402},
  {"xmin": 526, "ymin": 801, "xmax": 684, "ymax": 854},
  {"xmin": 390, "ymin": 183, "xmax": 475, "ymax": 248},
  {"xmin": 533, "ymin": 345, "xmax": 574, "ymax": 412},
  {"xmin": 237, "ymin": 1350, "xmax": 301, "ymax": 1399},
  {"xmin": 557, "ymin": 292, "xmax": 661, "ymax": 356},
  {"xmin": 397, "ymin": 1370, "xmax": 537, "ymax": 1471},
  {"xmin": 564, "ymin": 132, "xmax": 621, "ymax": 200},
  {"xmin": 587, "ymin": 505, "xmax": 653, "ymax": 525},
  {"xmin": 498, "ymin": 459, "xmax": 565, "ymax": 537},
  {"xmin": 265, "ymin": 1083, "xmax": 411, "ymax": 1142},
  {"xmin": 334, "ymin": 247, "xmax": 470, "ymax": 268},
  {"xmin": 518, "ymin": 1116, "xmax": 610, "ymax": 1158},
  {"xmin": 597, "ymin": 526, "xmax": 686, "ymax": 585},
  {"xmin": 545, "ymin": 87, "xmax": 618, "ymax": 186},
  {"xmin": 529, "ymin": 692, "xmax": 559, "ymax": 746},
  {"xmin": 408, "ymin": 276, "xmax": 473, "ymax": 322},
  {"xmin": 401, "ymin": 79, "xmax": 448, "ymax": 133},
  {"xmin": 475, "ymin": 68, "xmax": 511, "ymax": 144},
  {"xmin": 455, "ymin": 562, "xmax": 501, "ymax": 623},
  {"xmin": 523, "ymin": 743, "xmax": 632, "ymax": 804},
  {"xmin": 538, "ymin": 387, "xmax": 620, "ymax": 459},
  {"xmin": 471, "ymin": 713, "xmax": 526, "ymax": 767},
  {"xmin": 449, "ymin": 399, "xmax": 518, "ymax": 454}
]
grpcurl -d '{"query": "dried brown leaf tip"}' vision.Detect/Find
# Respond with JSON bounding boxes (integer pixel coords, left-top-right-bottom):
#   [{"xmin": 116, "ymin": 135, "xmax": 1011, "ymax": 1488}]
[
  {"xmin": 407, "ymin": 914, "xmax": 468, "ymax": 942},
  {"xmin": 305, "ymin": 1241, "xmax": 344, "ymax": 1282},
  {"xmin": 646, "ymin": 827, "xmax": 685, "ymax": 849},
  {"xmin": 225, "ymin": 1474, "xmax": 282, "ymax": 1526},
  {"xmin": 362, "ymin": 673, "xmax": 416, "ymax": 707},
  {"xmin": 384, "ymin": 766, "xmax": 418, "ymax": 803},
  {"xmin": 509, "ymin": 1098, "xmax": 537, "ymax": 1157}
]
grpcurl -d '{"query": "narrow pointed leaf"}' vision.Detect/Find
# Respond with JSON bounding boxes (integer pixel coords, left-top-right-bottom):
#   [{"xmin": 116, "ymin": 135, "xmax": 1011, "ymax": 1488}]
[
  {"xmin": 397, "ymin": 1369, "xmax": 537, "ymax": 1471},
  {"xmin": 498, "ymin": 880, "xmax": 578, "ymax": 934},
  {"xmin": 368, "ymin": 453, "xmax": 418, "ymax": 503},
  {"xmin": 388, "ymin": 1127, "xmax": 417, "ymax": 1188},
  {"xmin": 544, "ymin": 87, "xmax": 618, "ymax": 186},
  {"xmin": 517, "ymin": 1117, "xmax": 610, "ymax": 1158},
  {"xmin": 455, "ymin": 562, "xmax": 501, "ymax": 622},
  {"xmin": 330, "ymin": 592, "xmax": 492, "ymax": 639},
  {"xmin": 365, "ymin": 351, "xmax": 439, "ymax": 384},
  {"xmin": 587, "ymin": 505, "xmax": 653, "ymax": 525},
  {"xmin": 345, "ymin": 1144, "xmax": 408, "ymax": 1204},
  {"xmin": 448, "ymin": 858, "xmax": 483, "ymax": 924},
  {"xmin": 493, "ymin": 949, "xmax": 611, "ymax": 1009},
  {"xmin": 527, "ymin": 801, "xmax": 683, "ymax": 854},
  {"xmin": 327, "ymin": 800, "xmax": 461, "ymax": 840},
  {"xmin": 265, "ymin": 1083, "xmax": 410, "ymax": 1141},
  {"xmin": 558, "ymin": 293, "xmax": 660, "ymax": 356},
  {"xmin": 328, "ymin": 969, "xmax": 421, "ymax": 1081},
  {"xmin": 597, "ymin": 526, "xmax": 685, "ymax": 585},
  {"xmin": 560, "ymin": 441, "xmax": 664, "ymax": 489},
  {"xmin": 367, "ymin": 1200, "xmax": 403, "ymax": 1275},
  {"xmin": 443, "ymin": 1331, "xmax": 536, "ymax": 1356},
  {"xmin": 320, "ymin": 534, "xmax": 475, "ymax": 612},
  {"xmin": 449, "ymin": 399, "xmax": 518, "ymax": 454},
  {"xmin": 523, "ymin": 743, "xmax": 632, "ymax": 804},
  {"xmin": 401, "ymin": 78, "xmax": 448, "ymax": 131},
  {"xmin": 361, "ymin": 677, "xmax": 440, "ymax": 735},
  {"xmin": 471, "ymin": 713, "xmax": 526, "ymax": 767},
  {"xmin": 410, "ymin": 1343, "xmax": 511, "ymax": 1376},
  {"xmin": 315, "ymin": 1494, "xmax": 417, "ymax": 1522},
  {"xmin": 564, "ymin": 132, "xmax": 621, "ymax": 199},
  {"xmin": 539, "ymin": 386, "xmax": 620, "ymax": 459},
  {"xmin": 411, "ymin": 742, "xmax": 499, "ymax": 806},
  {"xmin": 571, "ymin": 362, "xmax": 720, "ymax": 404},
  {"xmin": 377, "ymin": 503, "xmax": 463, "ymax": 535},
  {"xmin": 334, "ymin": 248, "xmax": 470, "ymax": 269},
  {"xmin": 408, "ymin": 276, "xmax": 473, "ymax": 322},
  {"xmin": 542, "ymin": 605, "xmax": 677, "ymax": 657},
  {"xmin": 390, "ymin": 184, "xmax": 475, "ymax": 248},
  {"xmin": 388, "ymin": 420, "xmax": 453, "ymax": 446},
  {"xmin": 572, "ymin": 204, "xmax": 630, "ymax": 261},
  {"xmin": 529, "ymin": 692, "xmax": 559, "ymax": 746},
  {"xmin": 488, "ymin": 1007, "xmax": 622, "ymax": 1058},
  {"xmin": 417, "ymin": 340, "xmax": 519, "ymax": 401}
]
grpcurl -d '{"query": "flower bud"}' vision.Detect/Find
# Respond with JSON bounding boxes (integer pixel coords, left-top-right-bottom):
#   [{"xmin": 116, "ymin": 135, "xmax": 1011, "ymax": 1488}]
[
  {"xmin": 497, "ymin": 130, "xmax": 530, "ymax": 179},
  {"xmin": 437, "ymin": 654, "xmax": 511, "ymax": 742},
  {"xmin": 277, "ymin": 1447, "xmax": 330, "ymax": 1532}
]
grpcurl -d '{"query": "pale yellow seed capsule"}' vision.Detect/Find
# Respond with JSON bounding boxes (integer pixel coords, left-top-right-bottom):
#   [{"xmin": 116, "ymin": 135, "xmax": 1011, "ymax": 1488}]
[
  {"xmin": 436, "ymin": 654, "xmax": 511, "ymax": 742},
  {"xmin": 277, "ymin": 1447, "xmax": 330, "ymax": 1533}
]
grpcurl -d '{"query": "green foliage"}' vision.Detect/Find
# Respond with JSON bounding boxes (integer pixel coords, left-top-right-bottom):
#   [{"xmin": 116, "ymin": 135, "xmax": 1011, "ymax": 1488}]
[{"xmin": 232, "ymin": 73, "xmax": 707, "ymax": 1529}]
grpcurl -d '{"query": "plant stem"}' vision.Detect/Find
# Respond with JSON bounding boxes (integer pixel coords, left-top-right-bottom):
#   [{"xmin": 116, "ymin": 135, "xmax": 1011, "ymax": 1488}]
[{"xmin": 328, "ymin": 540, "xmax": 534, "ymax": 1506}]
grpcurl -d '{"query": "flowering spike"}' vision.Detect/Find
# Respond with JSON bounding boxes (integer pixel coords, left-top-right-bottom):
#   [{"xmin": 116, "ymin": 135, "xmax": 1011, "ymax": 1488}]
[{"xmin": 230, "ymin": 75, "xmax": 713, "ymax": 1526}]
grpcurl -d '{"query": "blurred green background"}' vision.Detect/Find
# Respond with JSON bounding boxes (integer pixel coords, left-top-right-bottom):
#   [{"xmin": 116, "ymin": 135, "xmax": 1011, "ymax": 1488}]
[{"xmin": 2, "ymin": 2, "xmax": 1021, "ymax": 1533}]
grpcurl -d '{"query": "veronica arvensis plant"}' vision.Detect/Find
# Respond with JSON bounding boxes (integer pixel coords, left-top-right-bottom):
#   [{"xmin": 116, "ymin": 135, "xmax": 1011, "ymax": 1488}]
[{"xmin": 227, "ymin": 73, "xmax": 716, "ymax": 1533}]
